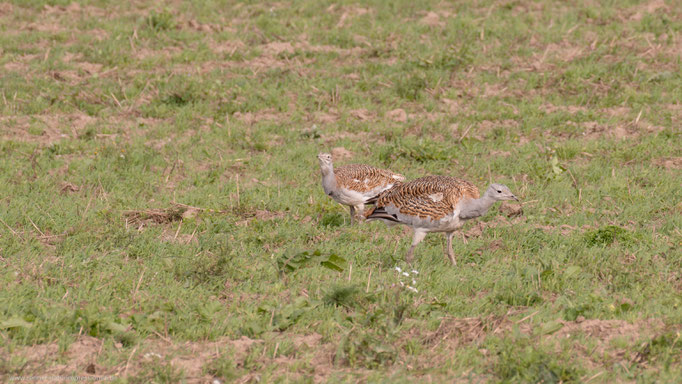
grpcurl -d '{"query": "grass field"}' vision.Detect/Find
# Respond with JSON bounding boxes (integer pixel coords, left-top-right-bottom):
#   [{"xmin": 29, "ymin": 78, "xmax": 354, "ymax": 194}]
[{"xmin": 1, "ymin": 0, "xmax": 681, "ymax": 382}]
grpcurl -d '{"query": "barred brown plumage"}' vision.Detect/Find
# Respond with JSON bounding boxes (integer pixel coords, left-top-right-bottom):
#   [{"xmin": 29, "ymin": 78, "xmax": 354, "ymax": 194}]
[
  {"xmin": 318, "ymin": 153, "xmax": 405, "ymax": 224},
  {"xmin": 334, "ymin": 164, "xmax": 405, "ymax": 193},
  {"xmin": 374, "ymin": 176, "xmax": 479, "ymax": 220},
  {"xmin": 366, "ymin": 175, "xmax": 518, "ymax": 265}
]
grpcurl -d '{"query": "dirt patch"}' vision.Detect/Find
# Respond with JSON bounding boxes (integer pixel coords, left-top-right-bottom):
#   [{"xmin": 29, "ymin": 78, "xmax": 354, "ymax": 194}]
[
  {"xmin": 232, "ymin": 109, "xmax": 283, "ymax": 124},
  {"xmin": 185, "ymin": 19, "xmax": 224, "ymax": 33},
  {"xmin": 577, "ymin": 121, "xmax": 664, "ymax": 140},
  {"xmin": 0, "ymin": 3, "xmax": 13, "ymax": 15},
  {"xmin": 0, "ymin": 113, "xmax": 95, "ymax": 144},
  {"xmin": 60, "ymin": 182, "xmax": 81, "ymax": 194},
  {"xmin": 262, "ymin": 41, "xmax": 295, "ymax": 56},
  {"xmin": 313, "ymin": 110, "xmax": 340, "ymax": 124},
  {"xmin": 653, "ymin": 157, "xmax": 682, "ymax": 169},
  {"xmin": 541, "ymin": 104, "xmax": 587, "ymax": 114},
  {"xmin": 330, "ymin": 4, "xmax": 372, "ymax": 28},
  {"xmin": 386, "ymin": 108, "xmax": 407, "ymax": 123},
  {"xmin": 554, "ymin": 318, "xmax": 665, "ymax": 343},
  {"xmin": 6, "ymin": 334, "xmax": 333, "ymax": 382},
  {"xmin": 349, "ymin": 108, "xmax": 375, "ymax": 121},
  {"xmin": 421, "ymin": 312, "xmax": 529, "ymax": 352},
  {"xmin": 235, "ymin": 209, "xmax": 286, "ymax": 226},
  {"xmin": 418, "ymin": 11, "xmax": 454, "ymax": 27},
  {"xmin": 628, "ymin": 0, "xmax": 669, "ymax": 21},
  {"xmin": 8, "ymin": 336, "xmax": 103, "ymax": 378},
  {"xmin": 123, "ymin": 203, "xmax": 220, "ymax": 229},
  {"xmin": 498, "ymin": 202, "xmax": 523, "ymax": 218},
  {"xmin": 472, "ymin": 119, "xmax": 518, "ymax": 140},
  {"xmin": 331, "ymin": 147, "xmax": 353, "ymax": 160}
]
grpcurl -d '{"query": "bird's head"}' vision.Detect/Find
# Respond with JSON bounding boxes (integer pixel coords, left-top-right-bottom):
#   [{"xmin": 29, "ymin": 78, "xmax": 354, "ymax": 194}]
[
  {"xmin": 485, "ymin": 183, "xmax": 519, "ymax": 201},
  {"xmin": 317, "ymin": 153, "xmax": 334, "ymax": 172}
]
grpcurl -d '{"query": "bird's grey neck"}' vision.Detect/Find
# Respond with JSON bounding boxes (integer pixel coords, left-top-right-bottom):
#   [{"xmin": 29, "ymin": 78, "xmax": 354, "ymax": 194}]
[
  {"xmin": 458, "ymin": 194, "xmax": 497, "ymax": 220},
  {"xmin": 321, "ymin": 165, "xmax": 337, "ymax": 194}
]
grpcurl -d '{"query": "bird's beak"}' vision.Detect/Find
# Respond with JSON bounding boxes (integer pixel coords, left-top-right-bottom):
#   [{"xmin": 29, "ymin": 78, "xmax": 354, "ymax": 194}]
[{"xmin": 512, "ymin": 195, "xmax": 519, "ymax": 202}]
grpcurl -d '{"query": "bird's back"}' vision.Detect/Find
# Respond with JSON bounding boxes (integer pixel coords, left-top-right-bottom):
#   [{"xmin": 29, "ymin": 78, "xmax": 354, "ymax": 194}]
[
  {"xmin": 334, "ymin": 164, "xmax": 405, "ymax": 193},
  {"xmin": 374, "ymin": 175, "xmax": 479, "ymax": 220}
]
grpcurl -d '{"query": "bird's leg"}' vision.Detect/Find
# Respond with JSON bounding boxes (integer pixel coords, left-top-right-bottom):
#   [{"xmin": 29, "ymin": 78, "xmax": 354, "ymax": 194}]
[
  {"xmin": 445, "ymin": 231, "xmax": 456, "ymax": 265},
  {"xmin": 354, "ymin": 204, "xmax": 365, "ymax": 222},
  {"xmin": 349, "ymin": 206, "xmax": 355, "ymax": 225},
  {"xmin": 406, "ymin": 230, "xmax": 427, "ymax": 264}
]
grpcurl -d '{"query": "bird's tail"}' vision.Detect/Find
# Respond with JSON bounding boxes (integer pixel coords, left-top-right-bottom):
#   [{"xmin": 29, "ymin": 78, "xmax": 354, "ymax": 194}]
[{"xmin": 364, "ymin": 206, "xmax": 401, "ymax": 223}]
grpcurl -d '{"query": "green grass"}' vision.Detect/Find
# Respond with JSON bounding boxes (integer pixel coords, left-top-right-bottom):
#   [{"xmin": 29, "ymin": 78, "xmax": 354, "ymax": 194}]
[{"xmin": 1, "ymin": 0, "xmax": 681, "ymax": 382}]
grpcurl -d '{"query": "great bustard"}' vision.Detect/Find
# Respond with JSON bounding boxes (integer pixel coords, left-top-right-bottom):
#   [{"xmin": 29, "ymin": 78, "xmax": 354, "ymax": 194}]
[
  {"xmin": 365, "ymin": 175, "xmax": 518, "ymax": 264},
  {"xmin": 317, "ymin": 153, "xmax": 405, "ymax": 223}
]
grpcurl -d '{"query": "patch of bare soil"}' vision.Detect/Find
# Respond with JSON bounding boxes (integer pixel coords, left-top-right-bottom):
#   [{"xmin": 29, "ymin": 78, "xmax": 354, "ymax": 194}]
[
  {"xmin": 60, "ymin": 182, "xmax": 81, "ymax": 194},
  {"xmin": 185, "ymin": 19, "xmax": 225, "ymax": 33},
  {"xmin": 235, "ymin": 209, "xmax": 286, "ymax": 226},
  {"xmin": 0, "ymin": 113, "xmax": 95, "ymax": 144},
  {"xmin": 464, "ymin": 215, "xmax": 526, "ymax": 239},
  {"xmin": 42, "ymin": 2, "xmax": 106, "ymax": 17},
  {"xmin": 418, "ymin": 10, "xmax": 454, "ymax": 27},
  {"xmin": 331, "ymin": 147, "xmax": 353, "ymax": 160},
  {"xmin": 578, "ymin": 120, "xmax": 664, "ymax": 140},
  {"xmin": 554, "ymin": 318, "xmax": 665, "ymax": 343},
  {"xmin": 471, "ymin": 119, "xmax": 519, "ymax": 140},
  {"xmin": 0, "ymin": 2, "xmax": 13, "ymax": 15},
  {"xmin": 123, "ymin": 203, "xmax": 220, "ymax": 229},
  {"xmin": 322, "ymin": 130, "xmax": 375, "ymax": 145},
  {"xmin": 498, "ymin": 202, "xmax": 523, "ymax": 218},
  {"xmin": 312, "ymin": 110, "xmax": 340, "ymax": 124},
  {"xmin": 134, "ymin": 45, "xmax": 183, "ymax": 61},
  {"xmin": 328, "ymin": 4, "xmax": 372, "ymax": 28},
  {"xmin": 419, "ymin": 311, "xmax": 530, "ymax": 359},
  {"xmin": 349, "ymin": 108, "xmax": 375, "ymax": 121},
  {"xmin": 627, "ymin": 0, "xmax": 669, "ymax": 21},
  {"xmin": 8, "ymin": 336, "xmax": 103, "ymax": 378},
  {"xmin": 386, "ymin": 108, "xmax": 407, "ymax": 123},
  {"xmin": 541, "ymin": 104, "xmax": 587, "ymax": 114},
  {"xmin": 549, "ymin": 318, "xmax": 671, "ymax": 367},
  {"xmin": 653, "ymin": 157, "xmax": 682, "ymax": 169},
  {"xmin": 7, "ymin": 334, "xmax": 334, "ymax": 383},
  {"xmin": 232, "ymin": 109, "xmax": 283, "ymax": 125}
]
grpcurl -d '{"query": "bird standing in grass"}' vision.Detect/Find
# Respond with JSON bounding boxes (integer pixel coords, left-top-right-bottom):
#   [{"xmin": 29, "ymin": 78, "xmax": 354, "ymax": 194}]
[
  {"xmin": 317, "ymin": 153, "xmax": 405, "ymax": 224},
  {"xmin": 365, "ymin": 175, "xmax": 518, "ymax": 264}
]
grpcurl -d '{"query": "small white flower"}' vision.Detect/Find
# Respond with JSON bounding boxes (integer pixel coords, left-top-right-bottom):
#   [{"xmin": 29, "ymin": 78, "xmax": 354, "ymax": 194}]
[
  {"xmin": 411, "ymin": 270, "xmax": 419, "ymax": 275},
  {"xmin": 412, "ymin": 279, "xmax": 417, "ymax": 285},
  {"xmin": 399, "ymin": 281, "xmax": 404, "ymax": 286},
  {"xmin": 406, "ymin": 286, "xmax": 418, "ymax": 293},
  {"xmin": 402, "ymin": 272, "xmax": 409, "ymax": 277},
  {"xmin": 395, "ymin": 266, "xmax": 402, "ymax": 273}
]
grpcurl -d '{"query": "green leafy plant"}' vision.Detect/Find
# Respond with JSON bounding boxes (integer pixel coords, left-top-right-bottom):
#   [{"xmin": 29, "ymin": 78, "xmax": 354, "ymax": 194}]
[{"xmin": 276, "ymin": 249, "xmax": 347, "ymax": 275}]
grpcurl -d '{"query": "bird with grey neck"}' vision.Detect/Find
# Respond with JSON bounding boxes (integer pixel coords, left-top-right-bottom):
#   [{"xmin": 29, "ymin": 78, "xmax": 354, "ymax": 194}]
[
  {"xmin": 365, "ymin": 175, "xmax": 518, "ymax": 265},
  {"xmin": 317, "ymin": 153, "xmax": 405, "ymax": 224}
]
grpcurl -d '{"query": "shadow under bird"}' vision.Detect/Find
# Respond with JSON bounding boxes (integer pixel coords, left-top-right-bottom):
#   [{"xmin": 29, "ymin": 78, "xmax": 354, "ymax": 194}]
[
  {"xmin": 317, "ymin": 153, "xmax": 405, "ymax": 223},
  {"xmin": 365, "ymin": 175, "xmax": 518, "ymax": 265}
]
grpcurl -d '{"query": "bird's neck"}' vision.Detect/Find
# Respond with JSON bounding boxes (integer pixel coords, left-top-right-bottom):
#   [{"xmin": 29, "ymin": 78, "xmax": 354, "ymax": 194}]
[
  {"xmin": 459, "ymin": 194, "xmax": 496, "ymax": 220},
  {"xmin": 320, "ymin": 165, "xmax": 337, "ymax": 193}
]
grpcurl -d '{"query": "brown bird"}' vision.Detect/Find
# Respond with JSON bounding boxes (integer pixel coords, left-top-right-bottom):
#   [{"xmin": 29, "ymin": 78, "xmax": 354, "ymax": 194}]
[
  {"xmin": 365, "ymin": 175, "xmax": 518, "ymax": 264},
  {"xmin": 317, "ymin": 153, "xmax": 405, "ymax": 223}
]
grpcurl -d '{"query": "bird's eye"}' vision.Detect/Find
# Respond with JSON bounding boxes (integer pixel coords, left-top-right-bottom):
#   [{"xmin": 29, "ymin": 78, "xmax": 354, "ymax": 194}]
[{"xmin": 497, "ymin": 190, "xmax": 502, "ymax": 193}]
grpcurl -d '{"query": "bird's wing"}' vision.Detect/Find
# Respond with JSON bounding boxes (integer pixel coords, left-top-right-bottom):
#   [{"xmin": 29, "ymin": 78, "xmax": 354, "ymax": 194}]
[
  {"xmin": 374, "ymin": 175, "xmax": 479, "ymax": 221},
  {"xmin": 334, "ymin": 164, "xmax": 404, "ymax": 193}
]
